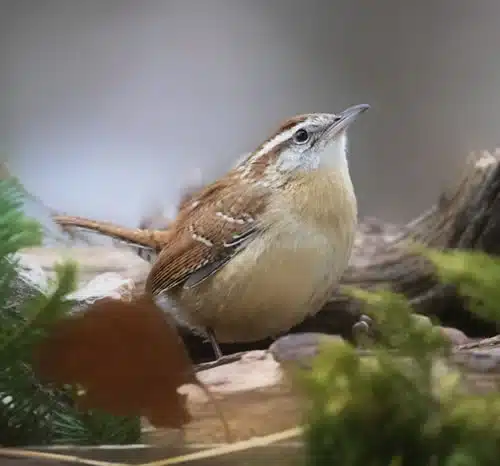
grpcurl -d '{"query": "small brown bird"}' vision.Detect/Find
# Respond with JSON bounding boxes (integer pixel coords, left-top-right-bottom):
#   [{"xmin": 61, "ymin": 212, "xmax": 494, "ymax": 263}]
[{"xmin": 54, "ymin": 104, "xmax": 369, "ymax": 359}]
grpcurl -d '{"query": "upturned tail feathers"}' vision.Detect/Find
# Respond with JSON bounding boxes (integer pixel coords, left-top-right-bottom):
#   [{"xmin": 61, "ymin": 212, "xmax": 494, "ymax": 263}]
[{"xmin": 53, "ymin": 215, "xmax": 170, "ymax": 250}]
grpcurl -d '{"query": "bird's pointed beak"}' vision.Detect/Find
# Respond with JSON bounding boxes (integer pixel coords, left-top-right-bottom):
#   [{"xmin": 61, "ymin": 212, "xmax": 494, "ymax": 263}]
[{"xmin": 326, "ymin": 103, "xmax": 370, "ymax": 138}]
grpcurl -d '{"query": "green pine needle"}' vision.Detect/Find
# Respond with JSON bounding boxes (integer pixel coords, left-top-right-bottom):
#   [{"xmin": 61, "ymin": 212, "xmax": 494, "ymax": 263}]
[{"xmin": 0, "ymin": 176, "xmax": 140, "ymax": 446}]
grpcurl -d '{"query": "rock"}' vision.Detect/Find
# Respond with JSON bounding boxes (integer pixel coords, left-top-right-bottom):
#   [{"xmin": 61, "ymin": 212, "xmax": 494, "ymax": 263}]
[
  {"xmin": 195, "ymin": 350, "xmax": 283, "ymax": 395},
  {"xmin": 17, "ymin": 246, "xmax": 151, "ymax": 286},
  {"xmin": 269, "ymin": 332, "xmax": 343, "ymax": 369},
  {"xmin": 440, "ymin": 326, "xmax": 471, "ymax": 346},
  {"xmin": 66, "ymin": 272, "xmax": 136, "ymax": 313},
  {"xmin": 144, "ymin": 350, "xmax": 302, "ymax": 445},
  {"xmin": 14, "ymin": 253, "xmax": 50, "ymax": 292},
  {"xmin": 7, "ymin": 253, "xmax": 50, "ymax": 310},
  {"xmin": 7, "ymin": 247, "xmax": 143, "ymax": 315}
]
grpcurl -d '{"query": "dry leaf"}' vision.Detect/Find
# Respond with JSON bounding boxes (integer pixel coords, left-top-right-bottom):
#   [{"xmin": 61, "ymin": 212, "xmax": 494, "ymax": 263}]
[{"xmin": 33, "ymin": 294, "xmax": 199, "ymax": 429}]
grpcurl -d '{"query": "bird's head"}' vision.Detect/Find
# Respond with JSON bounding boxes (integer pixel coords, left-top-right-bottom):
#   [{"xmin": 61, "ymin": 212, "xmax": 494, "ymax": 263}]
[{"xmin": 237, "ymin": 104, "xmax": 370, "ymax": 185}]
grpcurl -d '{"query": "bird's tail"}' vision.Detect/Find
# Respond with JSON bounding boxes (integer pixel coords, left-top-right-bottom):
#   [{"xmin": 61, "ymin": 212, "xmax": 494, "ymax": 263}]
[{"xmin": 53, "ymin": 215, "xmax": 169, "ymax": 250}]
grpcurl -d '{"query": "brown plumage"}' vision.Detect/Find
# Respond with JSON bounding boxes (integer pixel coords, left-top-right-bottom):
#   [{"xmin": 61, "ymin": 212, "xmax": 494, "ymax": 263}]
[
  {"xmin": 54, "ymin": 105, "xmax": 369, "ymax": 359},
  {"xmin": 53, "ymin": 215, "xmax": 170, "ymax": 253},
  {"xmin": 147, "ymin": 174, "xmax": 269, "ymax": 293}
]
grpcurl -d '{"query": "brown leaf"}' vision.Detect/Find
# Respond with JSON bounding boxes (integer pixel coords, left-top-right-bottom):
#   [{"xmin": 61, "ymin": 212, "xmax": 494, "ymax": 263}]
[{"xmin": 33, "ymin": 294, "xmax": 199, "ymax": 429}]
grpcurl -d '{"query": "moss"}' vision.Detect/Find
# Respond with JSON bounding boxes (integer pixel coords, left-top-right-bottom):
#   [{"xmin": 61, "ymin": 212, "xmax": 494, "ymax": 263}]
[{"xmin": 298, "ymin": 249, "xmax": 500, "ymax": 466}]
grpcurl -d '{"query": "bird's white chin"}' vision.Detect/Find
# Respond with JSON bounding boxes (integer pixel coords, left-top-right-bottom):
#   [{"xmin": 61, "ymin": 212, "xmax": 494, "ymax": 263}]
[
  {"xmin": 319, "ymin": 131, "xmax": 349, "ymax": 172},
  {"xmin": 272, "ymin": 131, "xmax": 350, "ymax": 177}
]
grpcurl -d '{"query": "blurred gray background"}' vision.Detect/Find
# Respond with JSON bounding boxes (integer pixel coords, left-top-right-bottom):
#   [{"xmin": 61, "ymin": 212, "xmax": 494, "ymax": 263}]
[{"xmin": 1, "ymin": 0, "xmax": 500, "ymax": 230}]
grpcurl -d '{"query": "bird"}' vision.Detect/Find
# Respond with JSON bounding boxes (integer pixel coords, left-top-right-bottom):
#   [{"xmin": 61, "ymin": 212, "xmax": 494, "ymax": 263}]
[{"xmin": 54, "ymin": 103, "xmax": 370, "ymax": 360}]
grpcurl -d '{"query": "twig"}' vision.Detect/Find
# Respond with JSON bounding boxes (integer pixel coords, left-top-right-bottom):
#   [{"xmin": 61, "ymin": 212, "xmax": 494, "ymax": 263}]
[{"xmin": 139, "ymin": 426, "xmax": 303, "ymax": 466}]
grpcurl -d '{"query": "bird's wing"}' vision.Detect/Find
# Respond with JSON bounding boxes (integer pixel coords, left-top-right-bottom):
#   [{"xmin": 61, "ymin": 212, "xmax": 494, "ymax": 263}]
[{"xmin": 146, "ymin": 175, "xmax": 269, "ymax": 295}]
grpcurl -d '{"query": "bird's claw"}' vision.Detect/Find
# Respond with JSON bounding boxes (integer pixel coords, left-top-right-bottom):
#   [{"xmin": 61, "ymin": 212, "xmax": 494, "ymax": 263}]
[{"xmin": 352, "ymin": 314, "xmax": 376, "ymax": 348}]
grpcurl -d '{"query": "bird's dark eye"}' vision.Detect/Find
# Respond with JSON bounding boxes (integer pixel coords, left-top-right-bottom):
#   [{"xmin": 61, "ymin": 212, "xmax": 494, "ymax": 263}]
[{"xmin": 293, "ymin": 128, "xmax": 310, "ymax": 144}]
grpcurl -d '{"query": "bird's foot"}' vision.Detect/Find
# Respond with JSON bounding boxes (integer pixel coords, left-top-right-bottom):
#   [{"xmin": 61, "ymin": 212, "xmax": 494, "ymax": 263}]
[
  {"xmin": 352, "ymin": 314, "xmax": 376, "ymax": 348},
  {"xmin": 194, "ymin": 328, "xmax": 246, "ymax": 372},
  {"xmin": 207, "ymin": 329, "xmax": 224, "ymax": 360},
  {"xmin": 195, "ymin": 351, "xmax": 247, "ymax": 372}
]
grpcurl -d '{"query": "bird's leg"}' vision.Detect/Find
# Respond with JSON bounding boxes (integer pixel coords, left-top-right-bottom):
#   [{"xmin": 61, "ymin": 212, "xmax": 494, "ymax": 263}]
[
  {"xmin": 207, "ymin": 328, "xmax": 224, "ymax": 360},
  {"xmin": 195, "ymin": 329, "xmax": 246, "ymax": 371}
]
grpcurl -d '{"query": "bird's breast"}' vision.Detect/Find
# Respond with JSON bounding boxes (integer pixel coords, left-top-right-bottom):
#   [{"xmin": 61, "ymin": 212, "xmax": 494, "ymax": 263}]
[
  {"xmin": 171, "ymin": 169, "xmax": 358, "ymax": 342},
  {"xmin": 201, "ymin": 213, "xmax": 354, "ymax": 341}
]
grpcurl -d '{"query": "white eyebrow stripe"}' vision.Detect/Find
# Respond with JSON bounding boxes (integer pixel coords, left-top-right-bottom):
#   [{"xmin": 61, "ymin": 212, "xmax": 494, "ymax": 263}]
[
  {"xmin": 239, "ymin": 119, "xmax": 311, "ymax": 178},
  {"xmin": 254, "ymin": 122, "xmax": 307, "ymax": 159}
]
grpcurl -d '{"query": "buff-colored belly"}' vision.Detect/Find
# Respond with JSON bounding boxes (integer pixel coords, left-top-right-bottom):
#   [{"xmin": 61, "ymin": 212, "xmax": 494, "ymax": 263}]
[{"xmin": 177, "ymin": 224, "xmax": 353, "ymax": 343}]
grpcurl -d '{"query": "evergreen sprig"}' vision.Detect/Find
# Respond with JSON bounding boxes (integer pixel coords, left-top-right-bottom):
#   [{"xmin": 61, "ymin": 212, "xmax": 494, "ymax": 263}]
[{"xmin": 0, "ymin": 177, "xmax": 140, "ymax": 446}]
